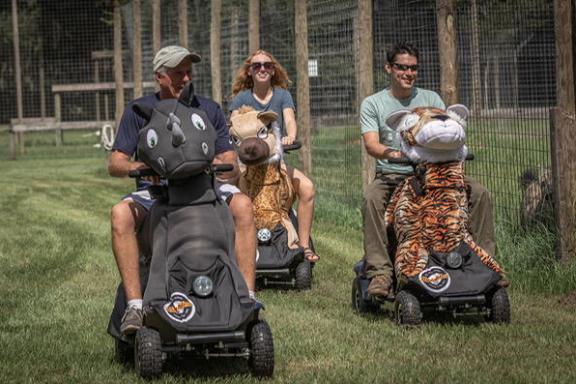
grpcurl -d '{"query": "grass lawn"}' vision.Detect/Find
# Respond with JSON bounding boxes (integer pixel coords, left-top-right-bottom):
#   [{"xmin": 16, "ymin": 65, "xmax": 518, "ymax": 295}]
[{"xmin": 0, "ymin": 131, "xmax": 575, "ymax": 383}]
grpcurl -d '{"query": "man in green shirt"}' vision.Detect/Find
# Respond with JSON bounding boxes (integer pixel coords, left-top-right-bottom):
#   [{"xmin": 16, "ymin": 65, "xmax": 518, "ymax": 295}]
[{"xmin": 360, "ymin": 42, "xmax": 496, "ymax": 298}]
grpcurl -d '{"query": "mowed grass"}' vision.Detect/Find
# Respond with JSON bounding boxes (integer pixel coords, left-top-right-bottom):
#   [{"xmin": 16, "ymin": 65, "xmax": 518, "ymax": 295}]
[{"xmin": 1, "ymin": 130, "xmax": 575, "ymax": 383}]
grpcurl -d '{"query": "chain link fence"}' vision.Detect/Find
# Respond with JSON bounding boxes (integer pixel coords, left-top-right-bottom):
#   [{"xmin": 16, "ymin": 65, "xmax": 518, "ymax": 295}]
[{"xmin": 0, "ymin": 0, "xmax": 557, "ymax": 224}]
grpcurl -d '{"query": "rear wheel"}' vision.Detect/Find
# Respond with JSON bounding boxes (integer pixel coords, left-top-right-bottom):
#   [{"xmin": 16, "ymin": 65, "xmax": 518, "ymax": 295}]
[
  {"xmin": 135, "ymin": 327, "xmax": 163, "ymax": 379},
  {"xmin": 114, "ymin": 338, "xmax": 133, "ymax": 366},
  {"xmin": 395, "ymin": 290, "xmax": 422, "ymax": 325},
  {"xmin": 294, "ymin": 260, "xmax": 312, "ymax": 290},
  {"xmin": 351, "ymin": 277, "xmax": 379, "ymax": 313},
  {"xmin": 488, "ymin": 287, "xmax": 511, "ymax": 323},
  {"xmin": 248, "ymin": 320, "xmax": 275, "ymax": 378}
]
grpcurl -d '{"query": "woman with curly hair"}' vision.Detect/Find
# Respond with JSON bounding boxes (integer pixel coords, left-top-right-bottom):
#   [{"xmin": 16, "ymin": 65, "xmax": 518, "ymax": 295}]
[{"xmin": 229, "ymin": 49, "xmax": 319, "ymax": 263}]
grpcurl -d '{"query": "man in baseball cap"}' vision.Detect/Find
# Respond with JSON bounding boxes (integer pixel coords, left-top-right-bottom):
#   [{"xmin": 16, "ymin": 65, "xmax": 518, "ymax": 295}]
[
  {"xmin": 108, "ymin": 44, "xmax": 259, "ymax": 336},
  {"xmin": 153, "ymin": 45, "xmax": 201, "ymax": 72}
]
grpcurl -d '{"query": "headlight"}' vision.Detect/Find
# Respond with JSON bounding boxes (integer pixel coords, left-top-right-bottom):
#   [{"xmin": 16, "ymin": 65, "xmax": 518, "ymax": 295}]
[
  {"xmin": 446, "ymin": 251, "xmax": 463, "ymax": 269},
  {"xmin": 257, "ymin": 228, "xmax": 272, "ymax": 243},
  {"xmin": 193, "ymin": 275, "xmax": 213, "ymax": 297}
]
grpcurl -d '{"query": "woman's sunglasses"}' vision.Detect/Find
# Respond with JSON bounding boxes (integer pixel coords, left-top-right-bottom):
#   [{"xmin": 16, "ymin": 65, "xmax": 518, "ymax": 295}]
[{"xmin": 250, "ymin": 62, "xmax": 274, "ymax": 71}]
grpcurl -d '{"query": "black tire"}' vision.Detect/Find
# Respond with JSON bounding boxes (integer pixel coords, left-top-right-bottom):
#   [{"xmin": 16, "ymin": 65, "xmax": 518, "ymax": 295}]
[
  {"xmin": 248, "ymin": 320, "xmax": 275, "ymax": 378},
  {"xmin": 488, "ymin": 287, "xmax": 511, "ymax": 324},
  {"xmin": 395, "ymin": 290, "xmax": 423, "ymax": 325},
  {"xmin": 294, "ymin": 260, "xmax": 312, "ymax": 290},
  {"xmin": 114, "ymin": 338, "xmax": 133, "ymax": 366},
  {"xmin": 351, "ymin": 277, "xmax": 379, "ymax": 313},
  {"xmin": 135, "ymin": 327, "xmax": 163, "ymax": 379}
]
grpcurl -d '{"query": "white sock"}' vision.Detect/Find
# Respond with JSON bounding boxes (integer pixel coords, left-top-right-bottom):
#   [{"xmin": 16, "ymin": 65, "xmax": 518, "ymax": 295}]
[
  {"xmin": 127, "ymin": 299, "xmax": 143, "ymax": 310},
  {"xmin": 249, "ymin": 290, "xmax": 256, "ymax": 300}
]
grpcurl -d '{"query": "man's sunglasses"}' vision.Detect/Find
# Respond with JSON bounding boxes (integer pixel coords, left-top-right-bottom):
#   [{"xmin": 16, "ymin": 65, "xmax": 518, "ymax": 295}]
[
  {"xmin": 391, "ymin": 63, "xmax": 419, "ymax": 72},
  {"xmin": 250, "ymin": 62, "xmax": 274, "ymax": 71}
]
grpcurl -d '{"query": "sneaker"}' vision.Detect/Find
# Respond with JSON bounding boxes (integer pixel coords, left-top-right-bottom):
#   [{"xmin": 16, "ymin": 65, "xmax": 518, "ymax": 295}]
[
  {"xmin": 120, "ymin": 306, "xmax": 143, "ymax": 336},
  {"xmin": 367, "ymin": 274, "xmax": 392, "ymax": 298}
]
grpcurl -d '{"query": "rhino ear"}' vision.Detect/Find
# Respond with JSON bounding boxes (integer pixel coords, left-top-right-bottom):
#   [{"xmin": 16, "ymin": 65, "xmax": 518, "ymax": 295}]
[
  {"xmin": 257, "ymin": 110, "xmax": 278, "ymax": 126},
  {"xmin": 386, "ymin": 109, "xmax": 412, "ymax": 130},
  {"xmin": 446, "ymin": 104, "xmax": 469, "ymax": 121},
  {"xmin": 178, "ymin": 81, "xmax": 196, "ymax": 106},
  {"xmin": 132, "ymin": 103, "xmax": 153, "ymax": 121}
]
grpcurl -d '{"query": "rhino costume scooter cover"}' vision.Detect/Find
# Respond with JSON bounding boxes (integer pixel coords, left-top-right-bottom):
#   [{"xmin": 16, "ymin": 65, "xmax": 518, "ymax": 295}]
[{"xmin": 134, "ymin": 84, "xmax": 254, "ymax": 333}]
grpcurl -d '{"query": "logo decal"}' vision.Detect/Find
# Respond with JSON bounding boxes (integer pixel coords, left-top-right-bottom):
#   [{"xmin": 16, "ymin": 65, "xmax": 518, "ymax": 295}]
[
  {"xmin": 191, "ymin": 113, "xmax": 206, "ymax": 130},
  {"xmin": 418, "ymin": 266, "xmax": 451, "ymax": 293},
  {"xmin": 163, "ymin": 292, "xmax": 195, "ymax": 323}
]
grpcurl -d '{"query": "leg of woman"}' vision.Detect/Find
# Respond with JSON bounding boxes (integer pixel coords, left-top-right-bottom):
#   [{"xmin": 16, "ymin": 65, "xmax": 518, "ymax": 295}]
[{"xmin": 288, "ymin": 166, "xmax": 319, "ymax": 262}]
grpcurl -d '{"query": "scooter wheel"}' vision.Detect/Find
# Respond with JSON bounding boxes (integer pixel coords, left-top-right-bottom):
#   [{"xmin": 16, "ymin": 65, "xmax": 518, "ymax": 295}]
[
  {"xmin": 248, "ymin": 320, "xmax": 275, "ymax": 378},
  {"xmin": 351, "ymin": 277, "xmax": 379, "ymax": 313},
  {"xmin": 294, "ymin": 260, "xmax": 312, "ymax": 290},
  {"xmin": 135, "ymin": 327, "xmax": 163, "ymax": 379},
  {"xmin": 488, "ymin": 287, "xmax": 511, "ymax": 324},
  {"xmin": 114, "ymin": 338, "xmax": 133, "ymax": 366},
  {"xmin": 395, "ymin": 290, "xmax": 422, "ymax": 325}
]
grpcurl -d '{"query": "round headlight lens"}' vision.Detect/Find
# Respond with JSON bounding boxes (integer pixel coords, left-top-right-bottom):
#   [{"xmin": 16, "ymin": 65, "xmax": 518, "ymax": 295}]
[
  {"xmin": 193, "ymin": 275, "xmax": 213, "ymax": 297},
  {"xmin": 446, "ymin": 251, "xmax": 463, "ymax": 269},
  {"xmin": 257, "ymin": 228, "xmax": 272, "ymax": 243}
]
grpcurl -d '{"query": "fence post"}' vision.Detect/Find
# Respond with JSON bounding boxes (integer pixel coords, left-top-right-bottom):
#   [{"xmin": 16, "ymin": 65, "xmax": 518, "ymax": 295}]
[
  {"xmin": 152, "ymin": 0, "xmax": 161, "ymax": 54},
  {"xmin": 552, "ymin": 0, "xmax": 576, "ymax": 265},
  {"xmin": 179, "ymin": 0, "xmax": 188, "ymax": 48},
  {"xmin": 295, "ymin": 0, "xmax": 312, "ymax": 176},
  {"xmin": 211, "ymin": 0, "xmax": 222, "ymax": 105},
  {"xmin": 249, "ymin": 0, "xmax": 260, "ymax": 52},
  {"xmin": 357, "ymin": 0, "xmax": 375, "ymax": 192},
  {"xmin": 436, "ymin": 0, "xmax": 458, "ymax": 105},
  {"xmin": 113, "ymin": 0, "xmax": 125, "ymax": 126},
  {"xmin": 133, "ymin": 0, "xmax": 143, "ymax": 99}
]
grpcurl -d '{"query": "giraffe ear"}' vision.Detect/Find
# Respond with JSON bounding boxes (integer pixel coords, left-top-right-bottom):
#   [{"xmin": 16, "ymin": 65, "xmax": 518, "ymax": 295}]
[
  {"xmin": 132, "ymin": 103, "xmax": 152, "ymax": 121},
  {"xmin": 257, "ymin": 110, "xmax": 278, "ymax": 126}
]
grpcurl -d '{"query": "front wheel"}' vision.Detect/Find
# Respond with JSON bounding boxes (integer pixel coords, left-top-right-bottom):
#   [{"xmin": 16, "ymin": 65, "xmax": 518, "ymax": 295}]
[
  {"xmin": 488, "ymin": 287, "xmax": 511, "ymax": 324},
  {"xmin": 135, "ymin": 327, "xmax": 163, "ymax": 379},
  {"xmin": 114, "ymin": 338, "xmax": 133, "ymax": 366},
  {"xmin": 248, "ymin": 320, "xmax": 275, "ymax": 378},
  {"xmin": 395, "ymin": 290, "xmax": 422, "ymax": 325},
  {"xmin": 294, "ymin": 260, "xmax": 312, "ymax": 290}
]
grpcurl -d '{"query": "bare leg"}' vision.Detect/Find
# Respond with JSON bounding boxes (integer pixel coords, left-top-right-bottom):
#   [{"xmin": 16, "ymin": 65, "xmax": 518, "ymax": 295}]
[
  {"xmin": 228, "ymin": 193, "xmax": 257, "ymax": 291},
  {"xmin": 111, "ymin": 199, "xmax": 144, "ymax": 301},
  {"xmin": 289, "ymin": 167, "xmax": 318, "ymax": 261}
]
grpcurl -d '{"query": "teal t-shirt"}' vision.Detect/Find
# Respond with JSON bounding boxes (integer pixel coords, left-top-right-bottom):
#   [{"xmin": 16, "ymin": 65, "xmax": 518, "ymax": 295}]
[
  {"xmin": 360, "ymin": 87, "xmax": 445, "ymax": 174},
  {"xmin": 229, "ymin": 88, "xmax": 295, "ymax": 135}
]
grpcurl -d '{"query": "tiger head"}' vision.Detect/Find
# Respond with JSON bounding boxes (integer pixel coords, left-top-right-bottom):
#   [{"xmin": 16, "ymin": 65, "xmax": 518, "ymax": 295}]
[{"xmin": 386, "ymin": 104, "xmax": 469, "ymax": 163}]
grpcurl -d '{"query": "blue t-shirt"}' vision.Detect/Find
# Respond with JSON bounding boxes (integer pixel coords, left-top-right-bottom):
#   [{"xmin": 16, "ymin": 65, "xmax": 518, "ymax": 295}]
[
  {"xmin": 113, "ymin": 92, "xmax": 233, "ymax": 158},
  {"xmin": 228, "ymin": 88, "xmax": 295, "ymax": 135}
]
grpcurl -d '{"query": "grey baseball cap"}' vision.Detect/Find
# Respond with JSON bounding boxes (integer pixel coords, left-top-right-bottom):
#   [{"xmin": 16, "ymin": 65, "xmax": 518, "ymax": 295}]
[{"xmin": 153, "ymin": 45, "xmax": 201, "ymax": 72}]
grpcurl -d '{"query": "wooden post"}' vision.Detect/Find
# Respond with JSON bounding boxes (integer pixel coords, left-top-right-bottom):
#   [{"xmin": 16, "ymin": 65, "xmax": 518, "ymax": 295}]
[
  {"xmin": 11, "ymin": 0, "xmax": 23, "ymax": 122},
  {"xmin": 152, "ymin": 0, "xmax": 161, "ymax": 54},
  {"xmin": 551, "ymin": 0, "xmax": 576, "ymax": 264},
  {"xmin": 249, "ymin": 0, "xmax": 260, "ymax": 53},
  {"xmin": 436, "ymin": 0, "xmax": 458, "ymax": 104},
  {"xmin": 295, "ymin": 0, "xmax": 311, "ymax": 175},
  {"xmin": 470, "ymin": 0, "xmax": 481, "ymax": 116},
  {"xmin": 114, "ymin": 1, "xmax": 125, "ymax": 125},
  {"xmin": 133, "ymin": 0, "xmax": 143, "ymax": 99},
  {"xmin": 357, "ymin": 0, "xmax": 375, "ymax": 191},
  {"xmin": 178, "ymin": 0, "xmax": 188, "ymax": 48},
  {"xmin": 210, "ymin": 0, "xmax": 222, "ymax": 105}
]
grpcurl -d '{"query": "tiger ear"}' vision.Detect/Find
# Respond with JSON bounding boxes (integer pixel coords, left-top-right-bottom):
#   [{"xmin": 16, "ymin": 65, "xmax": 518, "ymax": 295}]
[
  {"xmin": 386, "ymin": 109, "xmax": 412, "ymax": 130},
  {"xmin": 446, "ymin": 104, "xmax": 469, "ymax": 121}
]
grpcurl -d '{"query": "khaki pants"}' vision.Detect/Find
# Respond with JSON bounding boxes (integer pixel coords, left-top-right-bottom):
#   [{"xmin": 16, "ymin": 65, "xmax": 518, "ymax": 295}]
[{"xmin": 362, "ymin": 173, "xmax": 496, "ymax": 279}]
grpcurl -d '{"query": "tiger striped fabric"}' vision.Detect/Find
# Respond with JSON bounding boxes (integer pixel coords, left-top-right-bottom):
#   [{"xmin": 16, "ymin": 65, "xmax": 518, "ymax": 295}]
[{"xmin": 386, "ymin": 162, "xmax": 504, "ymax": 278}]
